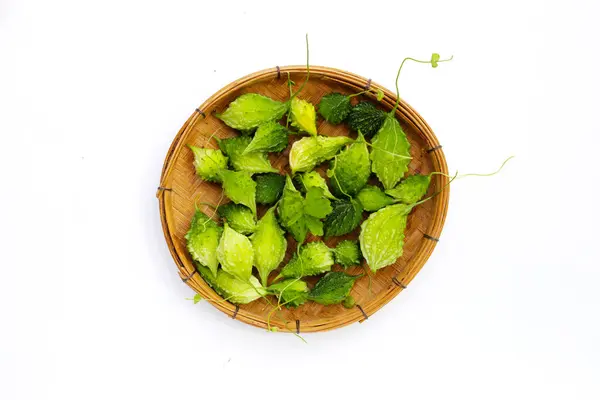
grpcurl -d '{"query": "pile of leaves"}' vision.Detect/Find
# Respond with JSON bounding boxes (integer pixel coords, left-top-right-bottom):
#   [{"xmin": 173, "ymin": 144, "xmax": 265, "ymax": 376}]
[{"xmin": 184, "ymin": 41, "xmax": 452, "ymax": 317}]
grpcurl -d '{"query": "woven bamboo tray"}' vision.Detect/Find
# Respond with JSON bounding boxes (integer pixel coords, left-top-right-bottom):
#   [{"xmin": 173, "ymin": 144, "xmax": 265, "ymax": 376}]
[{"xmin": 158, "ymin": 66, "xmax": 449, "ymax": 333}]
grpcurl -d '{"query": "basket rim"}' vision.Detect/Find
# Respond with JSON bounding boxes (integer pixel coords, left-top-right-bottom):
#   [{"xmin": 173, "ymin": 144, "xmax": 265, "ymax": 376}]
[{"xmin": 157, "ymin": 65, "xmax": 450, "ymax": 333}]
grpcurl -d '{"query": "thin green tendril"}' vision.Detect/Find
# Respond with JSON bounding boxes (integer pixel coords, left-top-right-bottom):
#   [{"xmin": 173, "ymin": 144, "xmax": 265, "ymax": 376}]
[
  {"xmin": 391, "ymin": 55, "xmax": 453, "ymax": 115},
  {"xmin": 429, "ymin": 156, "xmax": 514, "ymax": 180},
  {"xmin": 289, "ymin": 34, "xmax": 310, "ymax": 100}
]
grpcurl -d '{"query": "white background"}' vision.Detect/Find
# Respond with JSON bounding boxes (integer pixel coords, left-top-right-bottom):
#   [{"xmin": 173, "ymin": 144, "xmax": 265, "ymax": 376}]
[{"xmin": 1, "ymin": 0, "xmax": 599, "ymax": 399}]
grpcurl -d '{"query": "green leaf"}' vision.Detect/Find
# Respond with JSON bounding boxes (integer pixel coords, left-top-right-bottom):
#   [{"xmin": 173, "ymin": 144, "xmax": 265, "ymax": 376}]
[
  {"xmin": 323, "ymin": 198, "xmax": 363, "ymax": 238},
  {"xmin": 218, "ymin": 170, "xmax": 257, "ymax": 215},
  {"xmin": 333, "ymin": 240, "xmax": 362, "ymax": 268},
  {"xmin": 217, "ymin": 203, "xmax": 256, "ymax": 235},
  {"xmin": 255, "ymin": 173, "xmax": 285, "ymax": 205},
  {"xmin": 370, "ymin": 115, "xmax": 411, "ymax": 190},
  {"xmin": 290, "ymin": 97, "xmax": 317, "ymax": 136},
  {"xmin": 185, "ymin": 210, "xmax": 223, "ymax": 277},
  {"xmin": 279, "ymin": 242, "xmax": 334, "ymax": 279},
  {"xmin": 356, "ymin": 185, "xmax": 396, "ymax": 212},
  {"xmin": 385, "ymin": 174, "xmax": 431, "ymax": 204},
  {"xmin": 317, "ymin": 93, "xmax": 352, "ymax": 124},
  {"xmin": 268, "ymin": 279, "xmax": 309, "ymax": 308},
  {"xmin": 431, "ymin": 53, "xmax": 440, "ymax": 68},
  {"xmin": 197, "ymin": 264, "xmax": 266, "ymax": 304},
  {"xmin": 277, "ymin": 176, "xmax": 329, "ymax": 243},
  {"xmin": 193, "ymin": 294, "xmax": 203, "ymax": 304},
  {"xmin": 289, "ymin": 135, "xmax": 353, "ymax": 174},
  {"xmin": 347, "ymin": 102, "xmax": 387, "ymax": 137},
  {"xmin": 342, "ymin": 295, "xmax": 355, "ymax": 309},
  {"xmin": 243, "ymin": 121, "xmax": 289, "ymax": 154},
  {"xmin": 251, "ymin": 206, "xmax": 287, "ymax": 286},
  {"xmin": 293, "ymin": 171, "xmax": 337, "ymax": 200},
  {"xmin": 304, "ymin": 215, "xmax": 324, "ymax": 237},
  {"xmin": 308, "ymin": 271, "xmax": 362, "ymax": 305},
  {"xmin": 217, "ymin": 136, "xmax": 277, "ymax": 174},
  {"xmin": 376, "ymin": 89, "xmax": 384, "ymax": 102},
  {"xmin": 359, "ymin": 204, "xmax": 413, "ymax": 272},
  {"xmin": 217, "ymin": 93, "xmax": 289, "ymax": 130},
  {"xmin": 188, "ymin": 145, "xmax": 228, "ymax": 182},
  {"xmin": 303, "ymin": 187, "xmax": 332, "ymax": 219},
  {"xmin": 328, "ymin": 131, "xmax": 370, "ymax": 197},
  {"xmin": 217, "ymin": 223, "xmax": 254, "ymax": 281},
  {"xmin": 277, "ymin": 176, "xmax": 307, "ymax": 241}
]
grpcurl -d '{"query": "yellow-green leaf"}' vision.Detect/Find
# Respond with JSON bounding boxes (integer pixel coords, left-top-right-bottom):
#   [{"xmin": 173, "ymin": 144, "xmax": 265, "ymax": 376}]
[
  {"xmin": 217, "ymin": 93, "xmax": 288, "ymax": 130},
  {"xmin": 289, "ymin": 135, "xmax": 353, "ymax": 174},
  {"xmin": 359, "ymin": 204, "xmax": 412, "ymax": 272},
  {"xmin": 290, "ymin": 97, "xmax": 317, "ymax": 136},
  {"xmin": 251, "ymin": 206, "xmax": 287, "ymax": 286},
  {"xmin": 217, "ymin": 223, "xmax": 254, "ymax": 281}
]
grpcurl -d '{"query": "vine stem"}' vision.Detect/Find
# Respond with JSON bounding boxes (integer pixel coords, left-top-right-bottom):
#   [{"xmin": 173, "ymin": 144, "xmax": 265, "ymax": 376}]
[
  {"xmin": 429, "ymin": 156, "xmax": 514, "ymax": 180},
  {"xmin": 289, "ymin": 34, "xmax": 310, "ymax": 100},
  {"xmin": 411, "ymin": 171, "xmax": 459, "ymax": 208},
  {"xmin": 391, "ymin": 55, "xmax": 454, "ymax": 115}
]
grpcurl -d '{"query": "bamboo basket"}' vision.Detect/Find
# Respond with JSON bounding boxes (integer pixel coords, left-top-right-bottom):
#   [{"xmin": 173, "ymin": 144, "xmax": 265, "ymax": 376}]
[{"xmin": 157, "ymin": 66, "xmax": 449, "ymax": 333}]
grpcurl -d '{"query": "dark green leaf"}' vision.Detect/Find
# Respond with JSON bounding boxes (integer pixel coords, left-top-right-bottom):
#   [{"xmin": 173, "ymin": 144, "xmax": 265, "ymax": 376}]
[
  {"xmin": 309, "ymin": 272, "xmax": 362, "ymax": 305},
  {"xmin": 318, "ymin": 93, "xmax": 352, "ymax": 124},
  {"xmin": 238, "ymin": 128, "xmax": 256, "ymax": 136},
  {"xmin": 323, "ymin": 198, "xmax": 363, "ymax": 238},
  {"xmin": 255, "ymin": 173, "xmax": 285, "ymax": 205},
  {"xmin": 347, "ymin": 102, "xmax": 387, "ymax": 137}
]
